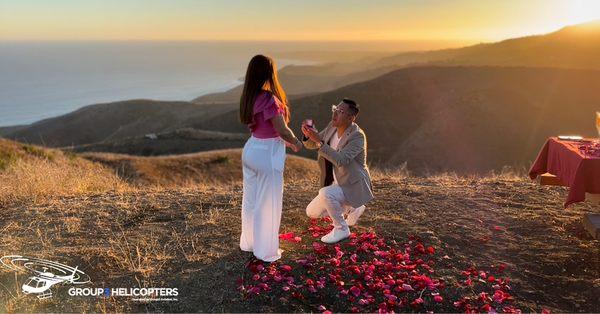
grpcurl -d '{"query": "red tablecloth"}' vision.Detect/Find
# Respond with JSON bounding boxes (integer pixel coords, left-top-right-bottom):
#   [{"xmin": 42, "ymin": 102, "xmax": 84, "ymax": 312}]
[{"xmin": 529, "ymin": 137, "xmax": 600, "ymax": 207}]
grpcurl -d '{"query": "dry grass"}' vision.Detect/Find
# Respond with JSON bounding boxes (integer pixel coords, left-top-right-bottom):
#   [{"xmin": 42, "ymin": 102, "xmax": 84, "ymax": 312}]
[
  {"xmin": 0, "ymin": 139, "xmax": 597, "ymax": 312},
  {"xmin": 0, "ymin": 173, "xmax": 597, "ymax": 312},
  {"xmin": 79, "ymin": 148, "xmax": 319, "ymax": 188},
  {"xmin": 170, "ymin": 230, "xmax": 206, "ymax": 263},
  {"xmin": 0, "ymin": 139, "xmax": 132, "ymax": 204},
  {"xmin": 105, "ymin": 229, "xmax": 174, "ymax": 278},
  {"xmin": 0, "ymin": 157, "xmax": 130, "ymax": 203}
]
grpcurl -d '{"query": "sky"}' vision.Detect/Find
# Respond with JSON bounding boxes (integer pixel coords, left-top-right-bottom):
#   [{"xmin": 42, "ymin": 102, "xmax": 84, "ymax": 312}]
[{"xmin": 1, "ymin": 0, "xmax": 600, "ymax": 43}]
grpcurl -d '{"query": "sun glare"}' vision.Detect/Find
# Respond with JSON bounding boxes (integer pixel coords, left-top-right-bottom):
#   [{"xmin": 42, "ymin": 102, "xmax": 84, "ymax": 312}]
[{"xmin": 563, "ymin": 0, "xmax": 600, "ymax": 25}]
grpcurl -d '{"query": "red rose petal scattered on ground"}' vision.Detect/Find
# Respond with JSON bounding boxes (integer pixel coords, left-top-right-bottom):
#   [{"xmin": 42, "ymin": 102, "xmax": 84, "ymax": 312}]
[
  {"xmin": 279, "ymin": 232, "xmax": 302, "ymax": 243},
  {"xmin": 498, "ymin": 263, "xmax": 507, "ymax": 272},
  {"xmin": 410, "ymin": 297, "xmax": 424, "ymax": 307},
  {"xmin": 280, "ymin": 264, "xmax": 292, "ymax": 272},
  {"xmin": 237, "ymin": 217, "xmax": 528, "ymax": 312}
]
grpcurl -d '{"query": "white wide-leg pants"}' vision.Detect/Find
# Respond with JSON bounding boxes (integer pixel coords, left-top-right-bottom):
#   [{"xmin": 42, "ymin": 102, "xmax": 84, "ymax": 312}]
[
  {"xmin": 306, "ymin": 183, "xmax": 354, "ymax": 231},
  {"xmin": 240, "ymin": 135, "xmax": 286, "ymax": 262}
]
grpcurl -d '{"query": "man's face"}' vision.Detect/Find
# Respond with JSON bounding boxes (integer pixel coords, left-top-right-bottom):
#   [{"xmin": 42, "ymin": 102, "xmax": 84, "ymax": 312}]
[{"xmin": 331, "ymin": 102, "xmax": 353, "ymax": 127}]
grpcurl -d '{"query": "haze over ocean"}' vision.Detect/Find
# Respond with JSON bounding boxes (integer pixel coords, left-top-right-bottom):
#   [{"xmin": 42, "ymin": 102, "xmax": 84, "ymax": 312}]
[{"xmin": 0, "ymin": 41, "xmax": 330, "ymax": 127}]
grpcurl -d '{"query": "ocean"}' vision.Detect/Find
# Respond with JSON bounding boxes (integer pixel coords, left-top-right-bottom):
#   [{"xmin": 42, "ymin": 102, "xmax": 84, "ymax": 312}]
[{"xmin": 0, "ymin": 41, "xmax": 323, "ymax": 127}]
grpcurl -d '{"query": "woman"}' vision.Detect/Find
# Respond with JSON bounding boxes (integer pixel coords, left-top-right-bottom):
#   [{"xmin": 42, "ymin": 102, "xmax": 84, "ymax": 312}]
[{"xmin": 239, "ymin": 54, "xmax": 303, "ymax": 262}]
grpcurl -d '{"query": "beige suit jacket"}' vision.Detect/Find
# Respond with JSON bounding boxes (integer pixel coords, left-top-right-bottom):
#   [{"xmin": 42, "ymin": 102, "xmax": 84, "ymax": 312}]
[{"xmin": 304, "ymin": 121, "xmax": 374, "ymax": 208}]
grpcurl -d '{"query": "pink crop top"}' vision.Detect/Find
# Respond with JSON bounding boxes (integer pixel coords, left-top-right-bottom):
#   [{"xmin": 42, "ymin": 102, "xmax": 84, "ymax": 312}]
[{"xmin": 247, "ymin": 91, "xmax": 285, "ymax": 138}]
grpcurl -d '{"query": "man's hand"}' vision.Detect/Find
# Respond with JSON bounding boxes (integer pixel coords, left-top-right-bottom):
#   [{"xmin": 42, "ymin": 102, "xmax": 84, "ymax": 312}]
[{"xmin": 301, "ymin": 124, "xmax": 321, "ymax": 143}]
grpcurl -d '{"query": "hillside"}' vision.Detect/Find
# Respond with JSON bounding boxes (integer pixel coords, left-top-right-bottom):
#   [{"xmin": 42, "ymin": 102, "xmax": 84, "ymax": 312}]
[
  {"xmin": 80, "ymin": 148, "xmax": 319, "ymax": 187},
  {"xmin": 192, "ymin": 66, "xmax": 600, "ymax": 174},
  {"xmin": 3, "ymin": 66, "xmax": 600, "ymax": 174},
  {"xmin": 0, "ymin": 143, "xmax": 597, "ymax": 312},
  {"xmin": 0, "ymin": 138, "xmax": 129, "ymax": 203},
  {"xmin": 3, "ymin": 21, "xmax": 600, "ymax": 174},
  {"xmin": 68, "ymin": 128, "xmax": 248, "ymax": 156},
  {"xmin": 0, "ymin": 125, "xmax": 26, "ymax": 136},
  {"xmin": 192, "ymin": 21, "xmax": 600, "ymax": 105},
  {"xmin": 375, "ymin": 20, "xmax": 600, "ymax": 69},
  {"xmin": 1, "ymin": 99, "xmax": 236, "ymax": 147},
  {"xmin": 191, "ymin": 63, "xmax": 395, "ymax": 105},
  {"xmin": 0, "ymin": 139, "xmax": 317, "ymax": 202}
]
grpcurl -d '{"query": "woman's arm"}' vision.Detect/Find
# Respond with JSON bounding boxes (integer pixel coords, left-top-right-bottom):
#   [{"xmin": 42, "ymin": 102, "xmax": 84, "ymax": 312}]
[{"xmin": 271, "ymin": 114, "xmax": 302, "ymax": 151}]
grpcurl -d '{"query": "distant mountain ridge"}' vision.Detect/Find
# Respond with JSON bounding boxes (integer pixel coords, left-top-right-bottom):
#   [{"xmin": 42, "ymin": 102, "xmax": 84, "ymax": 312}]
[
  {"xmin": 190, "ymin": 66, "xmax": 600, "ymax": 173},
  {"xmin": 374, "ymin": 20, "xmax": 600, "ymax": 69},
  {"xmin": 192, "ymin": 20, "xmax": 600, "ymax": 105},
  {"xmin": 3, "ymin": 65, "xmax": 600, "ymax": 174},
  {"xmin": 2, "ymin": 99, "xmax": 236, "ymax": 147},
  {"xmin": 3, "ymin": 21, "xmax": 600, "ymax": 174},
  {"xmin": 191, "ymin": 64, "xmax": 396, "ymax": 105},
  {"xmin": 68, "ymin": 128, "xmax": 248, "ymax": 156}
]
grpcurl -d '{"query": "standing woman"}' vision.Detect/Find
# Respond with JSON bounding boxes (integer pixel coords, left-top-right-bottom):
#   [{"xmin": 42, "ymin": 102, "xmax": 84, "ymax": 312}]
[{"xmin": 239, "ymin": 55, "xmax": 303, "ymax": 262}]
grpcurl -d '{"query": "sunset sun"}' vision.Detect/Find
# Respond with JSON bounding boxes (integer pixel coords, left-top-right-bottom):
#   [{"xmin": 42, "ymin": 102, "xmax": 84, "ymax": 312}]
[{"xmin": 563, "ymin": 0, "xmax": 600, "ymax": 25}]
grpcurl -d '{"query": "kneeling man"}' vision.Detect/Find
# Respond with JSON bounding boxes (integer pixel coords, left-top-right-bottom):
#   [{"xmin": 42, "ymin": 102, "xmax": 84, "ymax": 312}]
[{"xmin": 301, "ymin": 98, "xmax": 374, "ymax": 244}]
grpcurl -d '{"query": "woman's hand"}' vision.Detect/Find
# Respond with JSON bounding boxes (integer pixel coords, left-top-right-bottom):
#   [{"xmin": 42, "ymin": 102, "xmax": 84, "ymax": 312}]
[
  {"xmin": 285, "ymin": 139, "xmax": 303, "ymax": 152},
  {"xmin": 301, "ymin": 124, "xmax": 321, "ymax": 143},
  {"xmin": 293, "ymin": 140, "xmax": 303, "ymax": 152}
]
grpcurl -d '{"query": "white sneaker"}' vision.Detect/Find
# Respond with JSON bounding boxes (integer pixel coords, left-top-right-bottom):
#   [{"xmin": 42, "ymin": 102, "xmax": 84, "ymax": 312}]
[
  {"xmin": 321, "ymin": 227, "xmax": 351, "ymax": 244},
  {"xmin": 346, "ymin": 205, "xmax": 366, "ymax": 226}
]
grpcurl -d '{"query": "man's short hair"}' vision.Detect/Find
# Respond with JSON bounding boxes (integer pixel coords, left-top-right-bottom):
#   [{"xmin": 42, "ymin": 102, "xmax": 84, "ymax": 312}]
[{"xmin": 342, "ymin": 98, "xmax": 359, "ymax": 115}]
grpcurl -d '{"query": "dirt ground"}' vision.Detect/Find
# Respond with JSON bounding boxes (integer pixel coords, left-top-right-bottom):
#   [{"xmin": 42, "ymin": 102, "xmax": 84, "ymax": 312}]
[{"xmin": 0, "ymin": 174, "xmax": 598, "ymax": 312}]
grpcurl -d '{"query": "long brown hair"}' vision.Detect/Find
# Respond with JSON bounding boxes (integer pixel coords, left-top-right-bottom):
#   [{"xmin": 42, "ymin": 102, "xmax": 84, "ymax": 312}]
[{"xmin": 240, "ymin": 55, "xmax": 289, "ymax": 124}]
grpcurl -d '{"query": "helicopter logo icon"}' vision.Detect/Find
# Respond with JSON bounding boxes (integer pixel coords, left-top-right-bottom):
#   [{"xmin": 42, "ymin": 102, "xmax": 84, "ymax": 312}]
[{"xmin": 1, "ymin": 255, "xmax": 90, "ymax": 299}]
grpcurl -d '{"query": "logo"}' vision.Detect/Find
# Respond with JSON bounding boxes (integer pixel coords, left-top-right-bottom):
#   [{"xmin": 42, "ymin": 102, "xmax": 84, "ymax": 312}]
[{"xmin": 1, "ymin": 255, "xmax": 90, "ymax": 300}]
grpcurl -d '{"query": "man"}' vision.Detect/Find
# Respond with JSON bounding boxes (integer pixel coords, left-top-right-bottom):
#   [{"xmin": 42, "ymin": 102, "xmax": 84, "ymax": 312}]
[{"xmin": 301, "ymin": 98, "xmax": 374, "ymax": 244}]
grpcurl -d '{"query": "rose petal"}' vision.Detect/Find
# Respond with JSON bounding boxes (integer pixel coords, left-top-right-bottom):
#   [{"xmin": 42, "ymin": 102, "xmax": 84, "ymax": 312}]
[{"xmin": 280, "ymin": 265, "xmax": 292, "ymax": 272}]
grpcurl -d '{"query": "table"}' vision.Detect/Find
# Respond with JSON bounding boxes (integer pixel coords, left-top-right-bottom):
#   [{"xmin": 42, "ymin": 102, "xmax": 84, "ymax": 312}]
[
  {"xmin": 529, "ymin": 137, "xmax": 600, "ymax": 208},
  {"xmin": 529, "ymin": 137, "xmax": 600, "ymax": 239}
]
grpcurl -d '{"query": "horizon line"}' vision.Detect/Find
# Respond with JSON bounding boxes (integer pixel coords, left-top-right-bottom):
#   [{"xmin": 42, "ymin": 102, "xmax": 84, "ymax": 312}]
[
  {"xmin": 0, "ymin": 38, "xmax": 484, "ymax": 43},
  {"xmin": 3, "ymin": 18, "xmax": 596, "ymax": 45}
]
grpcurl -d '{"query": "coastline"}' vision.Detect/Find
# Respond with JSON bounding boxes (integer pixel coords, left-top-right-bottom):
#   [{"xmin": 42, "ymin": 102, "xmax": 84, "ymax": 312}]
[{"xmin": 0, "ymin": 58, "xmax": 319, "ymax": 128}]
